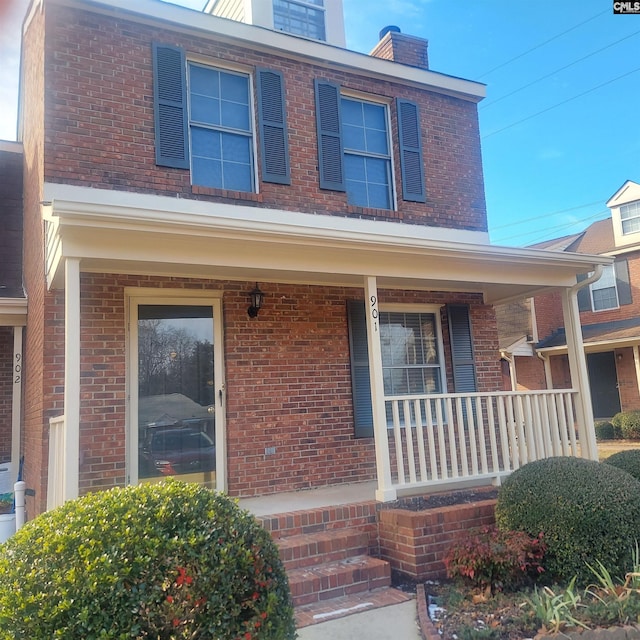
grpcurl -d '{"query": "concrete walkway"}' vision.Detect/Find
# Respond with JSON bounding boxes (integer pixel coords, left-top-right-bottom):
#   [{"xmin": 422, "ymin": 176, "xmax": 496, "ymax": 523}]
[{"xmin": 297, "ymin": 600, "xmax": 422, "ymax": 640}]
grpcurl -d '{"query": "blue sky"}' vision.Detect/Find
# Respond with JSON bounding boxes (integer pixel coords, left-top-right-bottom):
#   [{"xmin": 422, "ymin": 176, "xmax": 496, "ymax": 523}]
[{"xmin": 1, "ymin": 0, "xmax": 638, "ymax": 246}]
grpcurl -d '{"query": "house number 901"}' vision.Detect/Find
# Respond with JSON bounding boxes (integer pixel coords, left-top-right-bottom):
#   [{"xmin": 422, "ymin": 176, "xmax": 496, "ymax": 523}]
[
  {"xmin": 14, "ymin": 353, "xmax": 21, "ymax": 384},
  {"xmin": 370, "ymin": 295, "xmax": 378, "ymax": 332}
]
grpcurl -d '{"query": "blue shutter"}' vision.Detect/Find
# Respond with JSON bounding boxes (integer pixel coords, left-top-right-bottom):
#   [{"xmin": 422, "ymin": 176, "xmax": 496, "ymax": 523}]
[
  {"xmin": 615, "ymin": 260, "xmax": 632, "ymax": 306},
  {"xmin": 347, "ymin": 300, "xmax": 373, "ymax": 438},
  {"xmin": 447, "ymin": 304, "xmax": 477, "ymax": 393},
  {"xmin": 396, "ymin": 98, "xmax": 426, "ymax": 203},
  {"xmin": 576, "ymin": 273, "xmax": 592, "ymax": 312},
  {"xmin": 257, "ymin": 68, "xmax": 290, "ymax": 185},
  {"xmin": 314, "ymin": 79, "xmax": 345, "ymax": 191},
  {"xmin": 152, "ymin": 43, "xmax": 189, "ymax": 169}
]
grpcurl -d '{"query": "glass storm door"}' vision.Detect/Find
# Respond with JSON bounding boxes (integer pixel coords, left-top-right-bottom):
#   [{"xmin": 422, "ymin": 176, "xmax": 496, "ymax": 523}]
[{"xmin": 130, "ymin": 297, "xmax": 224, "ymax": 490}]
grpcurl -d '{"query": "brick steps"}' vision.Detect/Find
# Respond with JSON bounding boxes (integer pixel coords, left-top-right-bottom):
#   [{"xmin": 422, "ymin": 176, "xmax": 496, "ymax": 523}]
[
  {"xmin": 287, "ymin": 554, "xmax": 391, "ymax": 607},
  {"xmin": 265, "ymin": 512, "xmax": 393, "ymax": 609},
  {"xmin": 276, "ymin": 528, "xmax": 370, "ymax": 570}
]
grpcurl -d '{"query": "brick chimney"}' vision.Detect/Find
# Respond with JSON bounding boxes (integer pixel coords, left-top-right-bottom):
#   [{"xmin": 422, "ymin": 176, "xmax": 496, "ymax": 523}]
[{"xmin": 370, "ymin": 26, "xmax": 429, "ymax": 70}]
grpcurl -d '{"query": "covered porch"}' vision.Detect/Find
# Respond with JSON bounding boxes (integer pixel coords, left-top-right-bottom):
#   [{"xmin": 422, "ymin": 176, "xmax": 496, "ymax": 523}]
[{"xmin": 41, "ymin": 184, "xmax": 612, "ymax": 508}]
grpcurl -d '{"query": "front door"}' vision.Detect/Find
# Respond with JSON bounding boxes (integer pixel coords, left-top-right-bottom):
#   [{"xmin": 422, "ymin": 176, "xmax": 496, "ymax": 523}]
[
  {"xmin": 128, "ymin": 292, "xmax": 225, "ymax": 490},
  {"xmin": 587, "ymin": 351, "xmax": 621, "ymax": 419}
]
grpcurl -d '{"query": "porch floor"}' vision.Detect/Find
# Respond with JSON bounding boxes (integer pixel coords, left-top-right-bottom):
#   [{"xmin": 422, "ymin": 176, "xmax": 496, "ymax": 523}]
[{"xmin": 237, "ymin": 480, "xmax": 378, "ymax": 517}]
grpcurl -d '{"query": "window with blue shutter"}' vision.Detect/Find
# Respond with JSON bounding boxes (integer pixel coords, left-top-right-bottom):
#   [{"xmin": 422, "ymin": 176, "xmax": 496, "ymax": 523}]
[
  {"xmin": 447, "ymin": 304, "xmax": 477, "ymax": 393},
  {"xmin": 615, "ymin": 260, "xmax": 632, "ymax": 306},
  {"xmin": 153, "ymin": 43, "xmax": 189, "ymax": 169},
  {"xmin": 578, "ymin": 261, "xmax": 632, "ymax": 312},
  {"xmin": 396, "ymin": 98, "xmax": 426, "ymax": 203},
  {"xmin": 314, "ymin": 79, "xmax": 346, "ymax": 191},
  {"xmin": 257, "ymin": 68, "xmax": 290, "ymax": 185}
]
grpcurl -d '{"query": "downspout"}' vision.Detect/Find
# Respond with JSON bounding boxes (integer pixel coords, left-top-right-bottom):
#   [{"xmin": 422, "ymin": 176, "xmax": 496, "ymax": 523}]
[
  {"xmin": 536, "ymin": 350, "xmax": 552, "ymax": 389},
  {"xmin": 500, "ymin": 351, "xmax": 516, "ymax": 391},
  {"xmin": 572, "ymin": 264, "xmax": 603, "ymax": 295}
]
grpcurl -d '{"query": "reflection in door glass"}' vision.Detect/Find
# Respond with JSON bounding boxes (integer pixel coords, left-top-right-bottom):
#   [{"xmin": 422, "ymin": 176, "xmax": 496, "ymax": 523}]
[{"xmin": 137, "ymin": 305, "xmax": 216, "ymax": 489}]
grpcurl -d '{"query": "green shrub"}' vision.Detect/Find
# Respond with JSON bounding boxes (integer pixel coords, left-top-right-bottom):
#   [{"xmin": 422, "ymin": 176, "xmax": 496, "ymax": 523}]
[
  {"xmin": 444, "ymin": 526, "xmax": 546, "ymax": 593},
  {"xmin": 0, "ymin": 480, "xmax": 296, "ymax": 640},
  {"xmin": 594, "ymin": 421, "xmax": 615, "ymax": 441},
  {"xmin": 611, "ymin": 412, "xmax": 640, "ymax": 439},
  {"xmin": 495, "ymin": 457, "xmax": 640, "ymax": 585},
  {"xmin": 603, "ymin": 449, "xmax": 640, "ymax": 481}
]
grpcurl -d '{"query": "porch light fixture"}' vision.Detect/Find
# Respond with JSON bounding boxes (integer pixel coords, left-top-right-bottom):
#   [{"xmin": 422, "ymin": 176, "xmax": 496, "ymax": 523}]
[{"xmin": 247, "ymin": 284, "xmax": 264, "ymax": 318}]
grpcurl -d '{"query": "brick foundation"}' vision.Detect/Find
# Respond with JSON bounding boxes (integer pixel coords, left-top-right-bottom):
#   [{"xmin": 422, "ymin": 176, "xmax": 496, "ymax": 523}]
[{"xmin": 378, "ymin": 498, "xmax": 497, "ymax": 580}]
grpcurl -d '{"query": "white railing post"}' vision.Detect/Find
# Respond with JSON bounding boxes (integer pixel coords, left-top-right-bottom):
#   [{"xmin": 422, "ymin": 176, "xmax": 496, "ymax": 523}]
[{"xmin": 14, "ymin": 481, "xmax": 26, "ymax": 530}]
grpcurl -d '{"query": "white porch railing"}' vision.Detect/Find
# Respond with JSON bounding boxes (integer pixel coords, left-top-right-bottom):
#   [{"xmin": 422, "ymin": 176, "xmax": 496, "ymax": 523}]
[
  {"xmin": 47, "ymin": 414, "xmax": 66, "ymax": 511},
  {"xmin": 385, "ymin": 389, "xmax": 579, "ymax": 494}
]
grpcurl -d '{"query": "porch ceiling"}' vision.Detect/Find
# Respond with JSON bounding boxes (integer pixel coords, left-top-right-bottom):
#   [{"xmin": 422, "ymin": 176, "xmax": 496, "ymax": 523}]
[{"xmin": 42, "ymin": 183, "xmax": 612, "ymax": 305}]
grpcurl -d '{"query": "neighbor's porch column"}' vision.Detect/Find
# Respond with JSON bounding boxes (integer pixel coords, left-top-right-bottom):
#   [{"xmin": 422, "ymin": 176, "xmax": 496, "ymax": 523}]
[
  {"xmin": 11, "ymin": 326, "xmax": 23, "ymax": 483},
  {"xmin": 64, "ymin": 258, "xmax": 81, "ymax": 501},
  {"xmin": 363, "ymin": 276, "xmax": 396, "ymax": 502},
  {"xmin": 561, "ymin": 287, "xmax": 597, "ymax": 460}
]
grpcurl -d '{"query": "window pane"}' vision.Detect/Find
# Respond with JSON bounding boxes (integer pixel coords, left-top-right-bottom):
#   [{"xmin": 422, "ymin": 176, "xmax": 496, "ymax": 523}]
[
  {"xmin": 190, "ymin": 95, "xmax": 220, "ymax": 126},
  {"xmin": 220, "ymin": 72, "xmax": 249, "ymax": 104},
  {"xmin": 593, "ymin": 287, "xmax": 618, "ymax": 311},
  {"xmin": 274, "ymin": 0, "xmax": 325, "ymax": 40},
  {"xmin": 344, "ymin": 153, "xmax": 366, "ymax": 180},
  {"xmin": 221, "ymin": 101, "xmax": 250, "ymax": 131},
  {"xmin": 192, "ymin": 157, "xmax": 223, "ymax": 189},
  {"xmin": 189, "ymin": 66, "xmax": 220, "ymax": 98},
  {"xmin": 191, "ymin": 128, "xmax": 221, "ymax": 159},
  {"xmin": 341, "ymin": 99, "xmax": 363, "ymax": 126}
]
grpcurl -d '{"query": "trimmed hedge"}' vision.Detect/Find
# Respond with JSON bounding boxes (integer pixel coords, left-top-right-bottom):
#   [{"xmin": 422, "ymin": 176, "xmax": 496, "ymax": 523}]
[
  {"xmin": 604, "ymin": 449, "xmax": 640, "ymax": 482},
  {"xmin": 594, "ymin": 421, "xmax": 616, "ymax": 441},
  {"xmin": 612, "ymin": 411, "xmax": 640, "ymax": 439},
  {"xmin": 495, "ymin": 457, "xmax": 640, "ymax": 585},
  {"xmin": 0, "ymin": 480, "xmax": 296, "ymax": 640}
]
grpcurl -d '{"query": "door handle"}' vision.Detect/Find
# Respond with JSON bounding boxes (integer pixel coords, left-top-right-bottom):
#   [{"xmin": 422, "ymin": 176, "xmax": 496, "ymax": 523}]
[{"xmin": 219, "ymin": 389, "xmax": 223, "ymax": 405}]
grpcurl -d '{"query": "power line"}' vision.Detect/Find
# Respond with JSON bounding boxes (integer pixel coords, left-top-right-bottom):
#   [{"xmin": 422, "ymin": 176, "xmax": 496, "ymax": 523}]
[
  {"xmin": 489, "ymin": 200, "xmax": 604, "ymax": 231},
  {"xmin": 482, "ymin": 65, "xmax": 640, "ymax": 139},
  {"xmin": 491, "ymin": 209, "xmax": 611, "ymax": 246},
  {"xmin": 477, "ymin": 9, "xmax": 608, "ymax": 79},
  {"xmin": 481, "ymin": 29, "xmax": 640, "ymax": 110}
]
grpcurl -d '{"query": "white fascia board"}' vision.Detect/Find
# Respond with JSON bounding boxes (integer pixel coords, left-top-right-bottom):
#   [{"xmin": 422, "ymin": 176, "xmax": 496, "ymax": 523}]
[
  {"xmin": 52, "ymin": 0, "xmax": 486, "ymax": 103},
  {"xmin": 0, "ymin": 298, "xmax": 28, "ymax": 326},
  {"xmin": 43, "ymin": 183, "xmax": 612, "ymax": 277}
]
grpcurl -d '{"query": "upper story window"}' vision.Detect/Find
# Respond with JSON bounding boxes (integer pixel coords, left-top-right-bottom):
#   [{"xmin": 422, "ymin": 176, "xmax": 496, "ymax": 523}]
[
  {"xmin": 188, "ymin": 64, "xmax": 254, "ymax": 192},
  {"xmin": 590, "ymin": 263, "xmax": 619, "ymax": 311},
  {"xmin": 621, "ymin": 201, "xmax": 640, "ymax": 235},
  {"xmin": 153, "ymin": 43, "xmax": 291, "ymax": 189},
  {"xmin": 273, "ymin": 0, "xmax": 326, "ymax": 41},
  {"xmin": 341, "ymin": 97, "xmax": 392, "ymax": 210},
  {"xmin": 578, "ymin": 260, "xmax": 633, "ymax": 313},
  {"xmin": 314, "ymin": 80, "xmax": 426, "ymax": 206}
]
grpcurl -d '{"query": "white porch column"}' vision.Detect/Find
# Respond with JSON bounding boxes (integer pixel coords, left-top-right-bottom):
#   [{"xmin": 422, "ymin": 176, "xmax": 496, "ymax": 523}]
[
  {"xmin": 363, "ymin": 276, "xmax": 396, "ymax": 502},
  {"xmin": 633, "ymin": 345, "xmax": 640, "ymax": 402},
  {"xmin": 561, "ymin": 287, "xmax": 597, "ymax": 460},
  {"xmin": 11, "ymin": 327, "xmax": 23, "ymax": 483},
  {"xmin": 64, "ymin": 258, "xmax": 81, "ymax": 501}
]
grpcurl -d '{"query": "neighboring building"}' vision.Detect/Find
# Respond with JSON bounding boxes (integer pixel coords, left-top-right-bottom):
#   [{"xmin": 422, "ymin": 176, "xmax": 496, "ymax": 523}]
[
  {"xmin": 14, "ymin": 0, "xmax": 608, "ymax": 520},
  {"xmin": 498, "ymin": 180, "xmax": 640, "ymax": 420},
  {"xmin": 0, "ymin": 141, "xmax": 26, "ymax": 490}
]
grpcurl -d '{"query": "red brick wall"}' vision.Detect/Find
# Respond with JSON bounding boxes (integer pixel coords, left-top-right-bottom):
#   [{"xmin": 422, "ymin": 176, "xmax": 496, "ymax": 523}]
[
  {"xmin": 378, "ymin": 498, "xmax": 497, "ymax": 579},
  {"xmin": 22, "ymin": 7, "xmax": 50, "ymax": 516},
  {"xmin": 42, "ymin": 4, "xmax": 486, "ymax": 232},
  {"xmin": 42, "ymin": 276, "xmax": 502, "ymax": 503},
  {"xmin": 533, "ymin": 291, "xmax": 564, "ymax": 343},
  {"xmin": 514, "ymin": 355, "xmax": 547, "ymax": 390},
  {"xmin": 615, "ymin": 347, "xmax": 640, "ymax": 413}
]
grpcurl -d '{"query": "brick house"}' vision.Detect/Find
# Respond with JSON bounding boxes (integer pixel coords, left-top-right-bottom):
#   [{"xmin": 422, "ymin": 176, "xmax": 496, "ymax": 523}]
[
  {"xmin": 501, "ymin": 180, "xmax": 640, "ymax": 421},
  {"xmin": 13, "ymin": 0, "xmax": 611, "ymax": 523}
]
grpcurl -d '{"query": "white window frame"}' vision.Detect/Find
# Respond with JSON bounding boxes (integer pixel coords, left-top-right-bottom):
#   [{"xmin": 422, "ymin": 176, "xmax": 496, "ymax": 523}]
[
  {"xmin": 341, "ymin": 93, "xmax": 396, "ymax": 211},
  {"xmin": 125, "ymin": 288, "xmax": 227, "ymax": 491},
  {"xmin": 186, "ymin": 61, "xmax": 258, "ymax": 193},
  {"xmin": 590, "ymin": 263, "xmax": 619, "ymax": 312},
  {"xmin": 273, "ymin": 0, "xmax": 326, "ymax": 41},
  {"xmin": 621, "ymin": 201, "xmax": 640, "ymax": 235}
]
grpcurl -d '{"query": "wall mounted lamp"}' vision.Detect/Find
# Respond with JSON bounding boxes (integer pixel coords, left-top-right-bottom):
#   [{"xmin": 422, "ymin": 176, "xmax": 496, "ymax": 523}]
[{"xmin": 247, "ymin": 284, "xmax": 264, "ymax": 318}]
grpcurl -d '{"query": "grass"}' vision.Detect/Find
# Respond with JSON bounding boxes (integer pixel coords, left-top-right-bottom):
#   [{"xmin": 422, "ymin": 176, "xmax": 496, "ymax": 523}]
[{"xmin": 597, "ymin": 439, "xmax": 640, "ymax": 460}]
